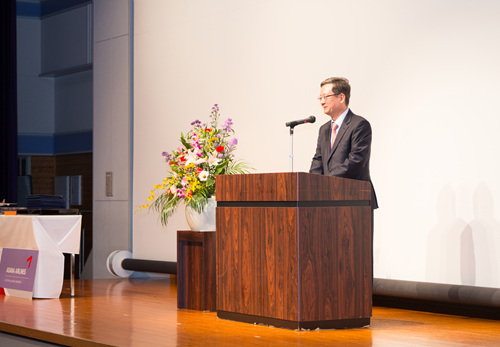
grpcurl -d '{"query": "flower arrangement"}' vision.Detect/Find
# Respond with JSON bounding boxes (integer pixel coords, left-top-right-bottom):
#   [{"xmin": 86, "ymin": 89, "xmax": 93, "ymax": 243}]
[{"xmin": 139, "ymin": 104, "xmax": 252, "ymax": 226}]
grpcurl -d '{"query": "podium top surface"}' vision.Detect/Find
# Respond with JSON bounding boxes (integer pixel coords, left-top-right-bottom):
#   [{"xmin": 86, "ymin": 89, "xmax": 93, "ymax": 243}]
[{"xmin": 216, "ymin": 172, "xmax": 371, "ymax": 202}]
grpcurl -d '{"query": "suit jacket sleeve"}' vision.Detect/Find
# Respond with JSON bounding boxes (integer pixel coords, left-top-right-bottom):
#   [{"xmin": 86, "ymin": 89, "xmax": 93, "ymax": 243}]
[{"xmin": 309, "ymin": 123, "xmax": 327, "ymax": 175}]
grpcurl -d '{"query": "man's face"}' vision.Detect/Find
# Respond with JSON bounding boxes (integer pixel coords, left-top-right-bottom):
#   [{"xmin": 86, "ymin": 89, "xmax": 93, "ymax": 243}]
[{"xmin": 319, "ymin": 83, "xmax": 345, "ymax": 120}]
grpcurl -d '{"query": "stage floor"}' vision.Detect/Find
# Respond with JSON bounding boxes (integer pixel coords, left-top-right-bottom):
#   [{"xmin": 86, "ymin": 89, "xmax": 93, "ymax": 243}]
[{"xmin": 0, "ymin": 277, "xmax": 499, "ymax": 346}]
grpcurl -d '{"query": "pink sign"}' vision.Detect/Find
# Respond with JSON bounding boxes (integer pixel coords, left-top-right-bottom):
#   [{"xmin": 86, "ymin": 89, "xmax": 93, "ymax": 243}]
[{"xmin": 0, "ymin": 248, "xmax": 39, "ymax": 298}]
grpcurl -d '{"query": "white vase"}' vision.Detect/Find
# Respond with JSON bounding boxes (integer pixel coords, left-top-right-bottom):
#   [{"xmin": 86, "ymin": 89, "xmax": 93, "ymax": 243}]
[{"xmin": 185, "ymin": 196, "xmax": 216, "ymax": 231}]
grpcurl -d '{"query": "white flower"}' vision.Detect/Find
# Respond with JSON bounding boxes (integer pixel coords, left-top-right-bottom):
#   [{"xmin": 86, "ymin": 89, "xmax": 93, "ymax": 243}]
[
  {"xmin": 169, "ymin": 185, "xmax": 177, "ymax": 195},
  {"xmin": 198, "ymin": 170, "xmax": 209, "ymax": 181},
  {"xmin": 185, "ymin": 148, "xmax": 205, "ymax": 166},
  {"xmin": 206, "ymin": 151, "xmax": 220, "ymax": 166}
]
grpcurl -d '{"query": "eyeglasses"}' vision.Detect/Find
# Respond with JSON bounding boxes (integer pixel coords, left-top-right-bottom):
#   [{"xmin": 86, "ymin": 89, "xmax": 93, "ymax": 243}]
[{"xmin": 317, "ymin": 93, "xmax": 340, "ymax": 101}]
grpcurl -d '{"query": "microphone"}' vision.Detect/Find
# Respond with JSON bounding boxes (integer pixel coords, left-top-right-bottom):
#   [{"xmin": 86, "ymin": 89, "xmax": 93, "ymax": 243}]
[{"xmin": 285, "ymin": 115, "xmax": 316, "ymax": 128}]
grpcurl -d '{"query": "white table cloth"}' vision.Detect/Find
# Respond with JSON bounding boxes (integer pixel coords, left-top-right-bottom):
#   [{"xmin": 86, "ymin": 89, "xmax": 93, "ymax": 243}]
[{"xmin": 0, "ymin": 215, "xmax": 81, "ymax": 298}]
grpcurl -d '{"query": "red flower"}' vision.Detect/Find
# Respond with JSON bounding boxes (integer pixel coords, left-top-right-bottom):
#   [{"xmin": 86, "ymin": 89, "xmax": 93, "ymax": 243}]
[
  {"xmin": 216, "ymin": 146, "xmax": 224, "ymax": 152},
  {"xmin": 180, "ymin": 156, "xmax": 186, "ymax": 162},
  {"xmin": 205, "ymin": 128, "xmax": 211, "ymax": 132},
  {"xmin": 196, "ymin": 167, "xmax": 203, "ymax": 174}
]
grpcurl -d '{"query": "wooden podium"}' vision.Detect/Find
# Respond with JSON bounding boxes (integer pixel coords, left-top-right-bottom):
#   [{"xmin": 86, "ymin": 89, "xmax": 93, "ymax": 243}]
[{"xmin": 215, "ymin": 172, "xmax": 373, "ymax": 329}]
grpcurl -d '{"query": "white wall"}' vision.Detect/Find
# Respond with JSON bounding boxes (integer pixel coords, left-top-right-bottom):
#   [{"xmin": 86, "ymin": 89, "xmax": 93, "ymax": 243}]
[
  {"xmin": 17, "ymin": 17, "xmax": 55, "ymax": 135},
  {"xmin": 132, "ymin": 0, "xmax": 500, "ymax": 289},
  {"xmin": 17, "ymin": 6, "xmax": 93, "ymax": 138},
  {"xmin": 54, "ymin": 70, "xmax": 93, "ymax": 134},
  {"xmin": 44, "ymin": 5, "xmax": 93, "ymax": 135},
  {"xmin": 41, "ymin": 5, "xmax": 91, "ymax": 73},
  {"xmin": 92, "ymin": 0, "xmax": 132, "ymax": 278}
]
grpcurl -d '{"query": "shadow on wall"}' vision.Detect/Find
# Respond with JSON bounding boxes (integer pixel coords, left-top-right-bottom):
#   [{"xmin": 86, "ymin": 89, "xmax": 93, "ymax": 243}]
[
  {"xmin": 426, "ymin": 183, "xmax": 500, "ymax": 287},
  {"xmin": 470, "ymin": 183, "xmax": 500, "ymax": 287}
]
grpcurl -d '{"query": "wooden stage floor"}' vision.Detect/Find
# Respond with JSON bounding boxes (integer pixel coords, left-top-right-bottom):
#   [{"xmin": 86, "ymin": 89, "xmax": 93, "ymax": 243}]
[{"xmin": 1, "ymin": 277, "xmax": 499, "ymax": 346}]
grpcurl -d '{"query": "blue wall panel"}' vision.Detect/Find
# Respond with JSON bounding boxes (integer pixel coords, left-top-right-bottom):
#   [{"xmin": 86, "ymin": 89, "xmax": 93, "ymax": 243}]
[
  {"xmin": 18, "ymin": 134, "xmax": 54, "ymax": 155},
  {"xmin": 16, "ymin": 2, "xmax": 41, "ymax": 17},
  {"xmin": 17, "ymin": 0, "xmax": 90, "ymax": 18},
  {"xmin": 18, "ymin": 131, "xmax": 92, "ymax": 155},
  {"xmin": 54, "ymin": 131, "xmax": 92, "ymax": 154}
]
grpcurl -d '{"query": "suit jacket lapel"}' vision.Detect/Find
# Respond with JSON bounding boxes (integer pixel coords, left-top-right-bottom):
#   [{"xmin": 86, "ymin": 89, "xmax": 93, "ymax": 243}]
[{"xmin": 328, "ymin": 110, "xmax": 352, "ymax": 159}]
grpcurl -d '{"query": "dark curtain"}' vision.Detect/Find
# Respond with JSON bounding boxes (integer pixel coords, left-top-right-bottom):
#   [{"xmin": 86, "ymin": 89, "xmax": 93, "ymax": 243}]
[{"xmin": 0, "ymin": 0, "xmax": 18, "ymax": 203}]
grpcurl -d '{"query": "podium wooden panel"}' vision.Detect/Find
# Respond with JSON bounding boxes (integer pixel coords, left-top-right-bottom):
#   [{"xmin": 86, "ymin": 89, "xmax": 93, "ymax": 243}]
[
  {"xmin": 177, "ymin": 230, "xmax": 216, "ymax": 311},
  {"xmin": 215, "ymin": 172, "xmax": 372, "ymax": 329}
]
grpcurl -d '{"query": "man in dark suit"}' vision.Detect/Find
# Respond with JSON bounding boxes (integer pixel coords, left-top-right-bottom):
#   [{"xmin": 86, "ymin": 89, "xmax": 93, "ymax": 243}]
[{"xmin": 309, "ymin": 77, "xmax": 378, "ymax": 209}]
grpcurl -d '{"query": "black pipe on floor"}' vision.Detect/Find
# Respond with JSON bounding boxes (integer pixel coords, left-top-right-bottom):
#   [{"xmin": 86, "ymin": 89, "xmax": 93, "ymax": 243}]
[
  {"xmin": 373, "ymin": 278, "xmax": 500, "ymax": 319},
  {"xmin": 121, "ymin": 258, "xmax": 177, "ymax": 275},
  {"xmin": 373, "ymin": 278, "xmax": 500, "ymax": 308},
  {"xmin": 112, "ymin": 253, "xmax": 500, "ymax": 316}
]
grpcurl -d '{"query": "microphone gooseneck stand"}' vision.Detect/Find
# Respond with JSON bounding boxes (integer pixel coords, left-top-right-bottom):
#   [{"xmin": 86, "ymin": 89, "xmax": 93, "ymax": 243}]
[
  {"xmin": 289, "ymin": 125, "xmax": 295, "ymax": 172},
  {"xmin": 286, "ymin": 116, "xmax": 316, "ymax": 172},
  {"xmin": 285, "ymin": 116, "xmax": 316, "ymax": 172}
]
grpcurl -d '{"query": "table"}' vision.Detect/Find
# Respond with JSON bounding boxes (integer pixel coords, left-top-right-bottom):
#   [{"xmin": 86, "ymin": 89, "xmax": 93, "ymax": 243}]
[
  {"xmin": 0, "ymin": 215, "xmax": 82, "ymax": 298},
  {"xmin": 177, "ymin": 230, "xmax": 216, "ymax": 311}
]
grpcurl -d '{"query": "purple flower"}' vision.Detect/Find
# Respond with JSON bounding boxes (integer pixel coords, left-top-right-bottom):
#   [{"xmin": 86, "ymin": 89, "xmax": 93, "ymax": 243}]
[{"xmin": 162, "ymin": 152, "xmax": 174, "ymax": 162}]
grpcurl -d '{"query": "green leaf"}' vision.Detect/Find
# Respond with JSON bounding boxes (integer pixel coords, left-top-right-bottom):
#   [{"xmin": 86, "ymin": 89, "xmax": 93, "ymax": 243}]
[{"xmin": 180, "ymin": 133, "xmax": 192, "ymax": 149}]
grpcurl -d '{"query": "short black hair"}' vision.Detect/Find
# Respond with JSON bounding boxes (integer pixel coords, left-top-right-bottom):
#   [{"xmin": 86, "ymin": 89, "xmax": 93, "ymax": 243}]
[{"xmin": 320, "ymin": 77, "xmax": 351, "ymax": 106}]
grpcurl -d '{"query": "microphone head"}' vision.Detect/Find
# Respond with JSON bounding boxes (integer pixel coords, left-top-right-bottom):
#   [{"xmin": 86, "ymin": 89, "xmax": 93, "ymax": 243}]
[{"xmin": 285, "ymin": 116, "xmax": 316, "ymax": 128}]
